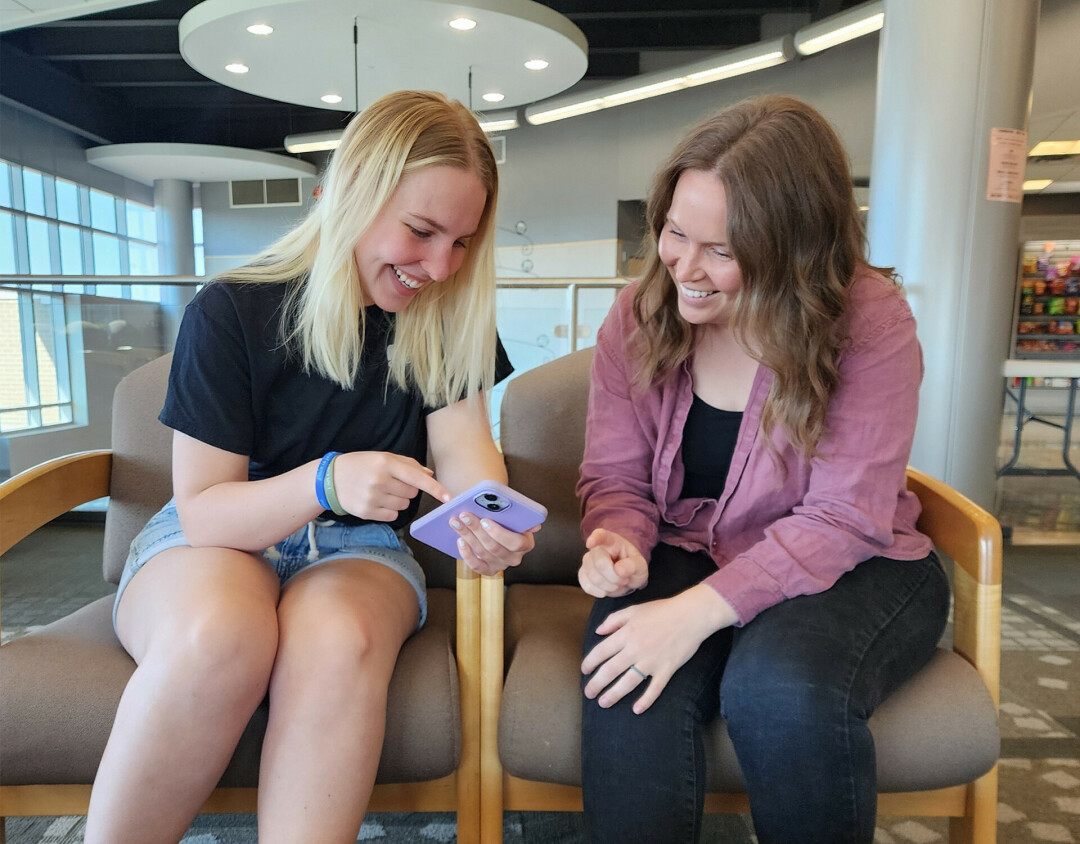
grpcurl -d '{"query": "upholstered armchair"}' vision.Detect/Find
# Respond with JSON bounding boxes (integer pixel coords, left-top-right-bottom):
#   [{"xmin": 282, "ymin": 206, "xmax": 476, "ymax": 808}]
[
  {"xmin": 481, "ymin": 347, "xmax": 1002, "ymax": 844},
  {"xmin": 0, "ymin": 353, "xmax": 483, "ymax": 843}
]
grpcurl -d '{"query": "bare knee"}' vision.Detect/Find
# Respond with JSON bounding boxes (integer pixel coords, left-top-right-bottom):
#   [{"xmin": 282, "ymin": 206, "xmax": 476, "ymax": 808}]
[
  {"xmin": 279, "ymin": 609, "xmax": 396, "ymax": 685},
  {"xmin": 129, "ymin": 551, "xmax": 281, "ymax": 704}
]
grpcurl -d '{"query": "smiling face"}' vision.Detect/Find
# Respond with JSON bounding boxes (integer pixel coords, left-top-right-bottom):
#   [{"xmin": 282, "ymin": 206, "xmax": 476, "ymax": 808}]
[
  {"xmin": 352, "ymin": 165, "xmax": 488, "ymax": 312},
  {"xmin": 657, "ymin": 168, "xmax": 744, "ymax": 330}
]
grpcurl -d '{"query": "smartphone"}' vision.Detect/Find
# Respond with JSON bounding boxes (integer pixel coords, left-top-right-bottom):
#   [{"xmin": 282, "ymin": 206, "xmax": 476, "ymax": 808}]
[{"xmin": 409, "ymin": 480, "xmax": 548, "ymax": 558}]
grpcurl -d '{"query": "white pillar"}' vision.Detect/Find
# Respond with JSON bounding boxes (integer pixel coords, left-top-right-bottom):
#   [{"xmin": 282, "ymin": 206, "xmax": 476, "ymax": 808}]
[
  {"xmin": 153, "ymin": 178, "xmax": 196, "ymax": 350},
  {"xmin": 153, "ymin": 178, "xmax": 195, "ymax": 276},
  {"xmin": 867, "ymin": 0, "xmax": 1040, "ymax": 509}
]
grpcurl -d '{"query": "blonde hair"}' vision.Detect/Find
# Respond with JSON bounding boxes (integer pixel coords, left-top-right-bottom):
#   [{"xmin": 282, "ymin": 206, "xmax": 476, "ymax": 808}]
[
  {"xmin": 221, "ymin": 90, "xmax": 499, "ymax": 407},
  {"xmin": 632, "ymin": 94, "xmax": 892, "ymax": 457}
]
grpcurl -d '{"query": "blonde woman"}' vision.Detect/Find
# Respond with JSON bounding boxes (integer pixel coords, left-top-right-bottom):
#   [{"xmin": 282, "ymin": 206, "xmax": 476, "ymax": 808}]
[
  {"xmin": 85, "ymin": 90, "xmax": 533, "ymax": 844},
  {"xmin": 577, "ymin": 95, "xmax": 948, "ymax": 843}
]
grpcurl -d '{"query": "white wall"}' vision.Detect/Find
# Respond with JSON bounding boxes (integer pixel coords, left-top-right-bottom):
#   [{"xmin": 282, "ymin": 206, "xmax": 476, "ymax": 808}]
[
  {"xmin": 200, "ymin": 178, "xmax": 320, "ymax": 277},
  {"xmin": 491, "ymin": 35, "xmax": 879, "ymax": 277}
]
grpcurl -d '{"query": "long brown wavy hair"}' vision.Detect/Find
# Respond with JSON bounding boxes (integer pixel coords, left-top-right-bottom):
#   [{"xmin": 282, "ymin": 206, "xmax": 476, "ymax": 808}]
[{"xmin": 631, "ymin": 94, "xmax": 893, "ymax": 457}]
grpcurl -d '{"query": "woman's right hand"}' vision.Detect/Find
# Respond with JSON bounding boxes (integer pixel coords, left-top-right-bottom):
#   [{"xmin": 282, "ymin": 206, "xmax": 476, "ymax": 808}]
[
  {"xmin": 332, "ymin": 452, "xmax": 451, "ymax": 522},
  {"xmin": 578, "ymin": 528, "xmax": 649, "ymax": 598}
]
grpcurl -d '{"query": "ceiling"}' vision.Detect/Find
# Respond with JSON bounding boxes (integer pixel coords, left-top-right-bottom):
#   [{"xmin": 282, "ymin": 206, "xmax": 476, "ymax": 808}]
[{"xmin": 0, "ymin": 0, "xmax": 866, "ymax": 156}]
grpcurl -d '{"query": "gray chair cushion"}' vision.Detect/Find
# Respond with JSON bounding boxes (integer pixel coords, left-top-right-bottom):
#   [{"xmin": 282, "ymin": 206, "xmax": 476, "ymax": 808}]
[
  {"xmin": 497, "ymin": 584, "xmax": 1000, "ymax": 792},
  {"xmin": 1, "ymin": 589, "xmax": 460, "ymax": 786}
]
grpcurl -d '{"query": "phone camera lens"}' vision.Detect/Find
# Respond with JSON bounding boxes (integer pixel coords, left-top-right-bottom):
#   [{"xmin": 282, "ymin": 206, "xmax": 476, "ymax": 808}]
[
  {"xmin": 485, "ymin": 502, "xmax": 501, "ymax": 511},
  {"xmin": 482, "ymin": 493, "xmax": 498, "ymax": 502}
]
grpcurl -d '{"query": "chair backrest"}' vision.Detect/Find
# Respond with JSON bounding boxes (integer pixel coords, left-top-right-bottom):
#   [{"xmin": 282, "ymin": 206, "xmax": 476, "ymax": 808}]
[
  {"xmin": 499, "ymin": 347, "xmax": 595, "ymax": 586},
  {"xmin": 103, "ymin": 353, "xmax": 174, "ymax": 584}
]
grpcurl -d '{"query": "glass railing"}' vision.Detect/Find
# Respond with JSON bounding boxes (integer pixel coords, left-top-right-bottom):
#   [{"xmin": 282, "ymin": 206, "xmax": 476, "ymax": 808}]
[{"xmin": 0, "ymin": 276, "xmax": 628, "ymax": 480}]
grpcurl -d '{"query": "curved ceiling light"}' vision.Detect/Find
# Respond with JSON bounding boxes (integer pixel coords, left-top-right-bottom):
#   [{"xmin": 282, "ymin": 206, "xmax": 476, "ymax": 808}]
[
  {"xmin": 284, "ymin": 108, "xmax": 520, "ymax": 153},
  {"xmin": 794, "ymin": 0, "xmax": 883, "ymax": 56},
  {"xmin": 525, "ymin": 37, "xmax": 795, "ymax": 126}
]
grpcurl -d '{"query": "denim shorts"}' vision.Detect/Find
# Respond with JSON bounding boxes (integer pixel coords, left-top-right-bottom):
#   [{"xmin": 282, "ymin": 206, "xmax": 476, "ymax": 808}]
[{"xmin": 114, "ymin": 498, "xmax": 428, "ymax": 632}]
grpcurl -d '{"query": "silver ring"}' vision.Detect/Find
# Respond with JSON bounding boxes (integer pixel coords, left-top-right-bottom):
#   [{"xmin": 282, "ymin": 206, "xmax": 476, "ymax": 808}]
[{"xmin": 628, "ymin": 664, "xmax": 648, "ymax": 679}]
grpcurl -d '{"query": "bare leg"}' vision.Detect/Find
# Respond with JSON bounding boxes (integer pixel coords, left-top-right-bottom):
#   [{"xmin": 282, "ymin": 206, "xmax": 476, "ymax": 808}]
[
  {"xmin": 84, "ymin": 547, "xmax": 280, "ymax": 844},
  {"xmin": 257, "ymin": 558, "xmax": 419, "ymax": 844}
]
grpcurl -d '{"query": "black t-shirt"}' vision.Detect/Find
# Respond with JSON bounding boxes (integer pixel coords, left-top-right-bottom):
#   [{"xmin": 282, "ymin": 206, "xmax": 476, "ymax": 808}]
[
  {"xmin": 679, "ymin": 393, "xmax": 743, "ymax": 500},
  {"xmin": 160, "ymin": 280, "xmax": 513, "ymax": 529}
]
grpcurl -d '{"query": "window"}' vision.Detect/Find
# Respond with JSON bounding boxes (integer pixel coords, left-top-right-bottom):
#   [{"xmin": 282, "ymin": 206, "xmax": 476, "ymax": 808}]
[
  {"xmin": 126, "ymin": 201, "xmax": 156, "ymax": 243},
  {"xmin": 0, "ymin": 159, "xmax": 165, "ymax": 281},
  {"xmin": 55, "ymin": 179, "xmax": 81, "ymax": 225},
  {"xmin": 0, "ymin": 160, "xmax": 178, "ymax": 437},
  {"xmin": 22, "ymin": 168, "xmax": 46, "ymax": 216},
  {"xmin": 128, "ymin": 242, "xmax": 159, "ymax": 278},
  {"xmin": 193, "ymin": 206, "xmax": 205, "ymax": 276},
  {"xmin": 0, "ymin": 211, "xmax": 16, "ymax": 273},
  {"xmin": 26, "ymin": 218, "xmax": 52, "ymax": 275},
  {"xmin": 89, "ymin": 189, "xmax": 117, "ymax": 233},
  {"xmin": 0, "ymin": 288, "xmax": 73, "ymax": 434},
  {"xmin": 92, "ymin": 232, "xmax": 122, "ymax": 275},
  {"xmin": 59, "ymin": 225, "xmax": 83, "ymax": 275},
  {"xmin": 0, "ymin": 162, "xmax": 12, "ymax": 208}
]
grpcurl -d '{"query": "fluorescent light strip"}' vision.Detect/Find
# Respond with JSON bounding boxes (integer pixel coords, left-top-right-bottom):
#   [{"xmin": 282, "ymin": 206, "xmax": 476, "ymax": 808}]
[
  {"xmin": 284, "ymin": 131, "xmax": 342, "ymax": 153},
  {"xmin": 528, "ymin": 98, "xmax": 605, "ymax": 125},
  {"xmin": 794, "ymin": 1, "xmax": 884, "ymax": 56},
  {"xmin": 479, "ymin": 116, "xmax": 519, "ymax": 132},
  {"xmin": 1029, "ymin": 140, "xmax": 1080, "ymax": 157},
  {"xmin": 1023, "ymin": 179, "xmax": 1053, "ymax": 191},
  {"xmin": 285, "ymin": 113, "xmax": 518, "ymax": 153},
  {"xmin": 686, "ymin": 50, "xmax": 788, "ymax": 85},
  {"xmin": 526, "ymin": 37, "xmax": 794, "ymax": 126}
]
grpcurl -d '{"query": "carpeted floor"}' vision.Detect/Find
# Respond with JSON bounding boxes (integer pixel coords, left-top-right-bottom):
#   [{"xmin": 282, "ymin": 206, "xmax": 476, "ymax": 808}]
[{"xmin": 3, "ymin": 524, "xmax": 1079, "ymax": 843}]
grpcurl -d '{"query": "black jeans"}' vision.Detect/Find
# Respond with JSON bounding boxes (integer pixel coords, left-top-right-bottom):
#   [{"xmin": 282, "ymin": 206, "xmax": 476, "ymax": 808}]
[{"xmin": 581, "ymin": 543, "xmax": 949, "ymax": 844}]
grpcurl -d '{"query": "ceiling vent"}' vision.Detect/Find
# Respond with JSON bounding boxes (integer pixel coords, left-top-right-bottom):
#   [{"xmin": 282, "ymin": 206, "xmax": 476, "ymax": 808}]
[{"xmin": 230, "ymin": 178, "xmax": 302, "ymax": 208}]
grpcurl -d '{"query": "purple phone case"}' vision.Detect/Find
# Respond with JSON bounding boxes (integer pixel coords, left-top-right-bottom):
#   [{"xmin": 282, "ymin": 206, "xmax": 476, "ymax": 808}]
[{"xmin": 409, "ymin": 480, "xmax": 547, "ymax": 558}]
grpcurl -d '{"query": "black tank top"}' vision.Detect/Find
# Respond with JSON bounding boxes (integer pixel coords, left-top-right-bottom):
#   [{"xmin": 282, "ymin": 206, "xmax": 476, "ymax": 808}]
[{"xmin": 679, "ymin": 393, "xmax": 743, "ymax": 500}]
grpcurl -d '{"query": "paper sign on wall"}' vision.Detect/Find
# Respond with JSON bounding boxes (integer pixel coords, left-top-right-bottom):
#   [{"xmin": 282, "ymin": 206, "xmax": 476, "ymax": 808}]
[{"xmin": 986, "ymin": 127, "xmax": 1027, "ymax": 203}]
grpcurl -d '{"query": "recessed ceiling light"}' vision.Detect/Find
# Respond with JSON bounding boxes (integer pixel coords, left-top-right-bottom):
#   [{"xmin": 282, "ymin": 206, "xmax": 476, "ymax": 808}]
[
  {"xmin": 524, "ymin": 59, "xmax": 549, "ymax": 71},
  {"xmin": 321, "ymin": 94, "xmax": 343, "ymax": 104},
  {"xmin": 246, "ymin": 23, "xmax": 273, "ymax": 35},
  {"xmin": 225, "ymin": 62, "xmax": 249, "ymax": 74},
  {"xmin": 482, "ymin": 92, "xmax": 505, "ymax": 103},
  {"xmin": 449, "ymin": 17, "xmax": 476, "ymax": 31}
]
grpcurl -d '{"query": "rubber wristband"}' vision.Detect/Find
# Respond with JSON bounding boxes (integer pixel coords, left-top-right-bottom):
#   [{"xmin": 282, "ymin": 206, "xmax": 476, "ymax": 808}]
[
  {"xmin": 323, "ymin": 454, "xmax": 348, "ymax": 517},
  {"xmin": 314, "ymin": 451, "xmax": 340, "ymax": 511}
]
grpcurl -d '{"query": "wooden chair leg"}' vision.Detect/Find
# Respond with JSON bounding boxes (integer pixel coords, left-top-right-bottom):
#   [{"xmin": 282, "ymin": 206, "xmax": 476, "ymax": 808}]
[
  {"xmin": 949, "ymin": 767, "xmax": 998, "ymax": 844},
  {"xmin": 480, "ymin": 573, "xmax": 506, "ymax": 844}
]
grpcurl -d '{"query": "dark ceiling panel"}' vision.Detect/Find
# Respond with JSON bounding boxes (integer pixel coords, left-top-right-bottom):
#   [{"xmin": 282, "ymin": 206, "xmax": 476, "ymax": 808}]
[{"xmin": 0, "ymin": 0, "xmax": 864, "ymax": 153}]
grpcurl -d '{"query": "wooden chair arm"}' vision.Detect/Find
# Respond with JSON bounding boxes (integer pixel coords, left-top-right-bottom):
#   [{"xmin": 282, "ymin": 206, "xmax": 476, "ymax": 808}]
[
  {"xmin": 0, "ymin": 450, "xmax": 112, "ymax": 557},
  {"xmin": 905, "ymin": 466, "xmax": 1002, "ymax": 587},
  {"xmin": 905, "ymin": 466, "xmax": 1002, "ymax": 709}
]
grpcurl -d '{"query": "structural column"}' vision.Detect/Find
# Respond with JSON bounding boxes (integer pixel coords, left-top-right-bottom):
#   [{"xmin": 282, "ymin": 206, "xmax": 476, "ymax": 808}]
[
  {"xmin": 154, "ymin": 178, "xmax": 196, "ymax": 276},
  {"xmin": 153, "ymin": 178, "xmax": 196, "ymax": 350},
  {"xmin": 867, "ymin": 0, "xmax": 1040, "ymax": 509}
]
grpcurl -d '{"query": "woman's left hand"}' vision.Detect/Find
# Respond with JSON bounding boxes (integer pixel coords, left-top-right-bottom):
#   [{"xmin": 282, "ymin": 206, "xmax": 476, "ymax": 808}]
[
  {"xmin": 581, "ymin": 584, "xmax": 738, "ymax": 714},
  {"xmin": 450, "ymin": 514, "xmax": 540, "ymax": 576}
]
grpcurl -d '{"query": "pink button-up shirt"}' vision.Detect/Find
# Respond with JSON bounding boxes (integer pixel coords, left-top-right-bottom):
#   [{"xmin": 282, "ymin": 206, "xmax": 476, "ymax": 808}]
[{"xmin": 577, "ymin": 269, "xmax": 933, "ymax": 626}]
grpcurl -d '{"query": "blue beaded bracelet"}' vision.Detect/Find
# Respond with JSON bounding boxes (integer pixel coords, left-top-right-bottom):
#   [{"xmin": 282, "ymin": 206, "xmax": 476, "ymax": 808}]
[{"xmin": 315, "ymin": 451, "xmax": 341, "ymax": 512}]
